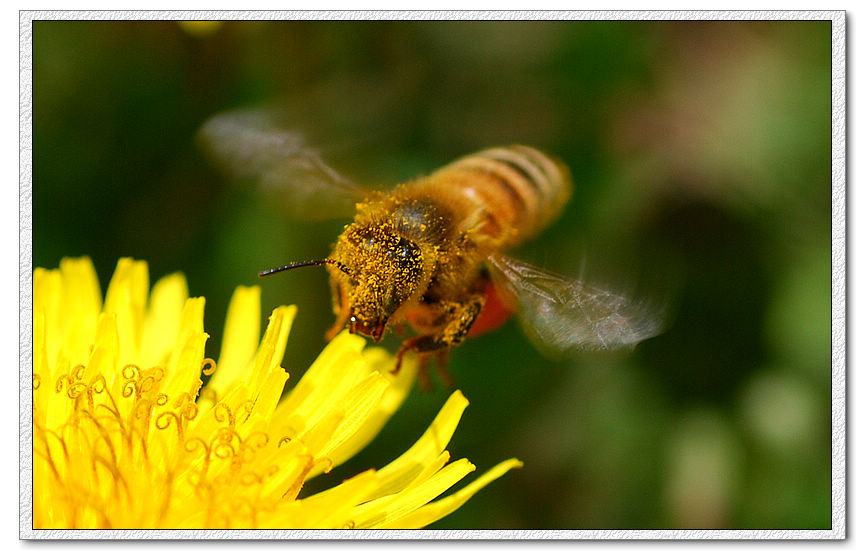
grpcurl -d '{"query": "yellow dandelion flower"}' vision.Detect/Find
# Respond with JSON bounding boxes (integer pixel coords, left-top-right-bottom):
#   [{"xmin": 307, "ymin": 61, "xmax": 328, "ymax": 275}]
[{"xmin": 31, "ymin": 257, "xmax": 522, "ymax": 530}]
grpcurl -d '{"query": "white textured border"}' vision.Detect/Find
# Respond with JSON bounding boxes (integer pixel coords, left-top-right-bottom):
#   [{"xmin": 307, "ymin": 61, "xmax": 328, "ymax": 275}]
[
  {"xmin": 16, "ymin": 528, "xmax": 845, "ymax": 540},
  {"xmin": 832, "ymin": 7, "xmax": 847, "ymax": 538},
  {"xmin": 19, "ymin": 7, "xmax": 34, "ymax": 544},
  {"xmin": 15, "ymin": 9, "xmax": 851, "ymax": 21},
  {"xmin": 829, "ymin": 8, "xmax": 847, "ymax": 542},
  {"xmin": 19, "ymin": 9, "xmax": 846, "ymax": 541}
]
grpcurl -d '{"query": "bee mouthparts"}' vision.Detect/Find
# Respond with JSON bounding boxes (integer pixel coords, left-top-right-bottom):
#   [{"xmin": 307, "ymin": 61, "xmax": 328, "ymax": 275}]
[{"xmin": 349, "ymin": 315, "xmax": 386, "ymax": 342}]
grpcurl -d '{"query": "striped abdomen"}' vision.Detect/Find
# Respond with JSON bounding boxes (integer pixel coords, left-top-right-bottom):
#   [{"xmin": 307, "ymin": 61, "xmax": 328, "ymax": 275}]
[{"xmin": 427, "ymin": 145, "xmax": 572, "ymax": 249}]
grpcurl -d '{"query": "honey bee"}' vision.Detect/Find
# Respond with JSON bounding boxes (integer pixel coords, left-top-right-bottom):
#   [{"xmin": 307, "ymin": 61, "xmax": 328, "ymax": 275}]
[{"xmin": 200, "ymin": 110, "xmax": 663, "ymax": 383}]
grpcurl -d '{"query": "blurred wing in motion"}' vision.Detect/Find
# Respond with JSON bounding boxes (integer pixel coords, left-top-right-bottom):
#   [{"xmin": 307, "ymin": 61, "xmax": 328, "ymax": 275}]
[
  {"xmin": 487, "ymin": 253, "xmax": 665, "ymax": 357},
  {"xmin": 198, "ymin": 109, "xmax": 372, "ymax": 219}
]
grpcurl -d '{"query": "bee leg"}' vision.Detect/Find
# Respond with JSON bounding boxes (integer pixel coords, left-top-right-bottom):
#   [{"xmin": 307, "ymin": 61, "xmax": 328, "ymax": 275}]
[
  {"xmin": 433, "ymin": 294, "xmax": 486, "ymax": 349},
  {"xmin": 395, "ymin": 349, "xmax": 450, "ymax": 391},
  {"xmin": 417, "ymin": 355, "xmax": 434, "ymax": 392},
  {"xmin": 402, "ymin": 350, "xmax": 452, "ymax": 391},
  {"xmin": 435, "ymin": 350, "xmax": 455, "ymax": 388},
  {"xmin": 325, "ymin": 277, "xmax": 351, "ymax": 340},
  {"xmin": 392, "ymin": 295, "xmax": 485, "ymax": 378},
  {"xmin": 325, "ymin": 311, "xmax": 349, "ymax": 341}
]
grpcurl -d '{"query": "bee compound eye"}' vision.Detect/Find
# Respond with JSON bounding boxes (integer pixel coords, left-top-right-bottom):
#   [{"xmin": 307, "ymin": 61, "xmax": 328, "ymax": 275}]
[
  {"xmin": 361, "ymin": 236, "xmax": 377, "ymax": 251},
  {"xmin": 392, "ymin": 238, "xmax": 419, "ymax": 262}
]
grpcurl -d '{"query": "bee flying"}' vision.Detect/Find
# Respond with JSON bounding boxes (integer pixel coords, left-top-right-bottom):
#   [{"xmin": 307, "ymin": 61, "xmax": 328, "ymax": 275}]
[{"xmin": 200, "ymin": 110, "xmax": 664, "ymax": 386}]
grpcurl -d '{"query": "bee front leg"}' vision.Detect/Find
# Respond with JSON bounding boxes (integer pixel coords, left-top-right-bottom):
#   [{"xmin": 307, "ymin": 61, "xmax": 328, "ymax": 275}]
[
  {"xmin": 326, "ymin": 277, "xmax": 352, "ymax": 340},
  {"xmin": 393, "ymin": 294, "xmax": 485, "ymax": 379}
]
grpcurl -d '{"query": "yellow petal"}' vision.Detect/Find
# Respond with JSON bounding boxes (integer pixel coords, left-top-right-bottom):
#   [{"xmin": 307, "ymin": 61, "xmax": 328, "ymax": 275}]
[
  {"xmin": 59, "ymin": 257, "xmax": 102, "ymax": 316},
  {"xmin": 272, "ymin": 331, "xmax": 369, "ymax": 436},
  {"xmin": 140, "ymin": 272, "xmax": 188, "ymax": 367},
  {"xmin": 378, "ymin": 458, "xmax": 524, "ymax": 529},
  {"xmin": 264, "ymin": 470, "xmax": 381, "ymax": 529},
  {"xmin": 207, "ymin": 285, "xmax": 261, "ymax": 396},
  {"xmin": 33, "ymin": 267, "xmax": 62, "ymax": 370},
  {"xmin": 349, "ymin": 450, "xmax": 451, "ymax": 522},
  {"xmin": 366, "ymin": 390, "xmax": 469, "ymax": 500},
  {"xmin": 203, "ymin": 303, "xmax": 295, "ymax": 430},
  {"xmin": 58, "ymin": 257, "xmax": 102, "ymax": 366},
  {"xmin": 103, "ymin": 258, "xmax": 149, "ymax": 366},
  {"xmin": 161, "ymin": 297, "xmax": 207, "ymax": 399},
  {"xmin": 324, "ymin": 348, "xmax": 418, "ymax": 468},
  {"xmin": 248, "ymin": 304, "xmax": 295, "ymax": 390},
  {"xmin": 242, "ymin": 366, "xmax": 289, "ymax": 435},
  {"xmin": 353, "ymin": 458, "xmax": 477, "ymax": 529},
  {"xmin": 308, "ymin": 372, "xmax": 391, "ymax": 474}
]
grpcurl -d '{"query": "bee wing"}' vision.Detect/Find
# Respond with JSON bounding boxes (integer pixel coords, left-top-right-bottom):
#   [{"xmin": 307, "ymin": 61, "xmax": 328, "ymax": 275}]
[
  {"xmin": 198, "ymin": 109, "xmax": 373, "ymax": 219},
  {"xmin": 487, "ymin": 254, "xmax": 664, "ymax": 357}
]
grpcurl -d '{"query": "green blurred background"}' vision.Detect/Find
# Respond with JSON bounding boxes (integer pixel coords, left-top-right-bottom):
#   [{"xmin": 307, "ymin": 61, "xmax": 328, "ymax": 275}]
[{"xmin": 32, "ymin": 19, "xmax": 832, "ymax": 530}]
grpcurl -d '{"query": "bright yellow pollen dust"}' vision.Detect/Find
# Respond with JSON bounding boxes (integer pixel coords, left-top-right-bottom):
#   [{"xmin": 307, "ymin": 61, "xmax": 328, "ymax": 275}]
[{"xmin": 31, "ymin": 257, "xmax": 521, "ymax": 530}]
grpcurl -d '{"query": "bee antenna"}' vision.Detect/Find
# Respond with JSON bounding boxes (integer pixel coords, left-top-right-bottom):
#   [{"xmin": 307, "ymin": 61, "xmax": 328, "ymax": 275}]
[{"xmin": 258, "ymin": 259, "xmax": 351, "ymax": 278}]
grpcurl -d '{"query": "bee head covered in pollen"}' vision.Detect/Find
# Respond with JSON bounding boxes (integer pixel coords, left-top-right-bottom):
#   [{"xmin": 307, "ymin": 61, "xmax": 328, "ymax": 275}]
[{"xmin": 328, "ymin": 219, "xmax": 433, "ymax": 341}]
